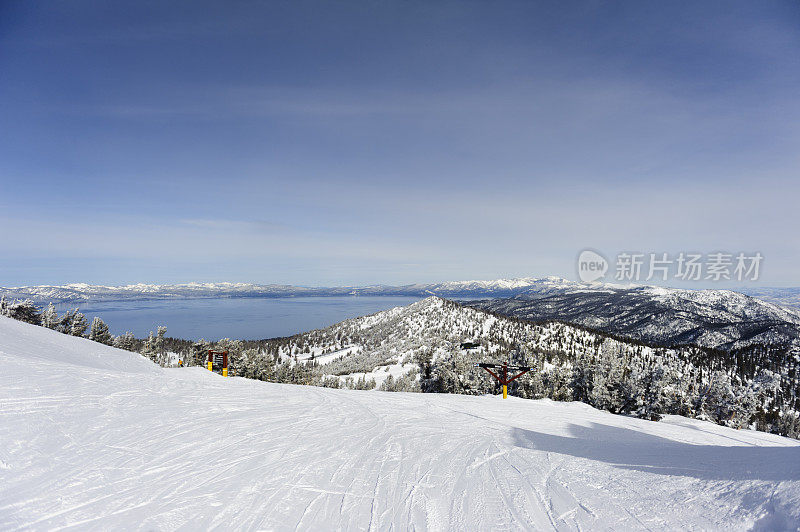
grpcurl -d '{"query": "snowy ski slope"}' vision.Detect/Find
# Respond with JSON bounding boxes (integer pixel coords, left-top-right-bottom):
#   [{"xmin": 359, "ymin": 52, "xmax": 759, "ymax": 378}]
[{"xmin": 1, "ymin": 315, "xmax": 799, "ymax": 530}]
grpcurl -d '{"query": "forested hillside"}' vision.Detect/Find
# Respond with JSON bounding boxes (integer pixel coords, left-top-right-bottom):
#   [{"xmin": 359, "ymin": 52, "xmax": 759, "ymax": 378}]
[
  {"xmin": 470, "ymin": 283, "xmax": 800, "ymax": 350},
  {"xmin": 4, "ymin": 295, "xmax": 799, "ymax": 438},
  {"xmin": 176, "ymin": 298, "xmax": 799, "ymax": 438}
]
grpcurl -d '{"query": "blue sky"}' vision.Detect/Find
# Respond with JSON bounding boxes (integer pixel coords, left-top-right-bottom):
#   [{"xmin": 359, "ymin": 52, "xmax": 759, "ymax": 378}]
[{"xmin": 1, "ymin": 1, "xmax": 799, "ymax": 287}]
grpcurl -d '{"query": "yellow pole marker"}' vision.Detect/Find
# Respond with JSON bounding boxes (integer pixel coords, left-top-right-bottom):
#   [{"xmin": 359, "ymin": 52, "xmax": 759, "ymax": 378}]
[
  {"xmin": 207, "ymin": 361, "xmax": 213, "ymax": 371},
  {"xmin": 222, "ymin": 368, "xmax": 228, "ymax": 377},
  {"xmin": 503, "ymin": 385, "xmax": 507, "ymax": 399}
]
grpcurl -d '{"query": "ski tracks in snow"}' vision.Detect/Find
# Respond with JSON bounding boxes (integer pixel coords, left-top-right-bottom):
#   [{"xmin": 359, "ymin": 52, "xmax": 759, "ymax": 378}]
[{"xmin": 3, "ymin": 355, "xmax": 800, "ymax": 530}]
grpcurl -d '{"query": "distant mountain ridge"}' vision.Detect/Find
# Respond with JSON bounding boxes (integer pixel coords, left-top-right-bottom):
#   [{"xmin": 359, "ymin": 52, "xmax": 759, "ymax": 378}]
[
  {"xmin": 469, "ymin": 282, "xmax": 800, "ymax": 351},
  {"xmin": 2, "ymin": 276, "xmax": 799, "ymax": 317},
  {"xmin": 0, "ymin": 277, "xmax": 569, "ymax": 303}
]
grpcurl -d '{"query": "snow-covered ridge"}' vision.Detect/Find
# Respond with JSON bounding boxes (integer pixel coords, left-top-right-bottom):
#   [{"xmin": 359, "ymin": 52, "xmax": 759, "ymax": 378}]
[
  {"xmin": 0, "ymin": 277, "xmax": 580, "ymax": 303},
  {"xmin": 6, "ymin": 277, "xmax": 798, "ymax": 312},
  {"xmin": 6, "ymin": 277, "xmax": 799, "ymax": 319},
  {"xmin": 471, "ymin": 282, "xmax": 800, "ymax": 351},
  {"xmin": 6, "ymin": 277, "xmax": 800, "ymax": 354}
]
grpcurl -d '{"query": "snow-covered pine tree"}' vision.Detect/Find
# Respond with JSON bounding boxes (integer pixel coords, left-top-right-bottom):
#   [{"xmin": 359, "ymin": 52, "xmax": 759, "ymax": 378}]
[
  {"xmin": 544, "ymin": 365, "xmax": 572, "ymax": 402},
  {"xmin": 631, "ymin": 363, "xmax": 669, "ymax": 421},
  {"xmin": 57, "ymin": 309, "xmax": 74, "ymax": 334},
  {"xmin": 0, "ymin": 294, "xmax": 7, "ymax": 316},
  {"xmin": 238, "ymin": 348, "xmax": 272, "ymax": 380},
  {"xmin": 191, "ymin": 339, "xmax": 211, "ymax": 366},
  {"xmin": 570, "ymin": 350, "xmax": 594, "ymax": 403},
  {"xmin": 114, "ymin": 331, "xmax": 137, "ymax": 352},
  {"xmin": 143, "ymin": 331, "xmax": 156, "ymax": 361},
  {"xmin": 89, "ymin": 316, "xmax": 113, "ymax": 345},
  {"xmin": 774, "ymin": 409, "xmax": 800, "ymax": 439},
  {"xmin": 42, "ymin": 303, "xmax": 59, "ymax": 329},
  {"xmin": 379, "ymin": 374, "xmax": 396, "ymax": 391},
  {"xmin": 353, "ymin": 375, "xmax": 376, "ymax": 390},
  {"xmin": 155, "ymin": 326, "xmax": 169, "ymax": 365},
  {"xmin": 143, "ymin": 326, "xmax": 168, "ymax": 364},
  {"xmin": 70, "ymin": 310, "xmax": 88, "ymax": 337},
  {"xmin": 589, "ymin": 339, "xmax": 629, "ymax": 414},
  {"xmin": 697, "ymin": 371, "xmax": 736, "ymax": 424},
  {"xmin": 727, "ymin": 369, "xmax": 782, "ymax": 429},
  {"xmin": 6, "ymin": 299, "xmax": 42, "ymax": 325},
  {"xmin": 521, "ymin": 361, "xmax": 546, "ymax": 399},
  {"xmin": 414, "ymin": 349, "xmax": 435, "ymax": 392}
]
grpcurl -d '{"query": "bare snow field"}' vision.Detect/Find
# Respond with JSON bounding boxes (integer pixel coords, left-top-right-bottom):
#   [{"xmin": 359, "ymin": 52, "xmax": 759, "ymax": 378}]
[{"xmin": 1, "ymin": 316, "xmax": 799, "ymax": 531}]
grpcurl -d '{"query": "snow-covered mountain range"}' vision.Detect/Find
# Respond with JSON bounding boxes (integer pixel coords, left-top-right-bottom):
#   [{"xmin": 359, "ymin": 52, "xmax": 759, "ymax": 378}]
[
  {"xmin": 468, "ymin": 282, "xmax": 800, "ymax": 351},
  {"xmin": 4, "ymin": 276, "xmax": 798, "ymax": 312},
  {"xmin": 0, "ymin": 278, "xmax": 554, "ymax": 303},
  {"xmin": 6, "ymin": 276, "xmax": 800, "ymax": 353},
  {"xmin": 5, "ymin": 276, "xmax": 800, "ymax": 357}
]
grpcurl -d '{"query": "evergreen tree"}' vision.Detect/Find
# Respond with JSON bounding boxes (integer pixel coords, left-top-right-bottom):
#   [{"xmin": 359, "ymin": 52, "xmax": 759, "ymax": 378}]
[
  {"xmin": 114, "ymin": 331, "xmax": 137, "ymax": 352},
  {"xmin": 155, "ymin": 326, "xmax": 169, "ymax": 365},
  {"xmin": 143, "ymin": 326, "xmax": 168, "ymax": 365},
  {"xmin": 57, "ymin": 309, "xmax": 74, "ymax": 334},
  {"xmin": 192, "ymin": 339, "xmax": 212, "ymax": 366},
  {"xmin": 6, "ymin": 299, "xmax": 42, "ymax": 325},
  {"xmin": 70, "ymin": 311, "xmax": 88, "ymax": 337},
  {"xmin": 773, "ymin": 409, "xmax": 800, "ymax": 439},
  {"xmin": 631, "ymin": 364, "xmax": 669, "ymax": 421},
  {"xmin": 42, "ymin": 303, "xmax": 59, "ymax": 329},
  {"xmin": 414, "ymin": 349, "xmax": 436, "ymax": 392},
  {"xmin": 353, "ymin": 375, "xmax": 376, "ymax": 390},
  {"xmin": 698, "ymin": 371, "xmax": 736, "ymax": 424},
  {"xmin": 380, "ymin": 374, "xmax": 396, "ymax": 391},
  {"xmin": 238, "ymin": 348, "xmax": 273, "ymax": 380},
  {"xmin": 143, "ymin": 331, "xmax": 156, "ymax": 359},
  {"xmin": 89, "ymin": 316, "xmax": 113, "ymax": 345},
  {"xmin": 570, "ymin": 351, "xmax": 594, "ymax": 403},
  {"xmin": 728, "ymin": 370, "xmax": 782, "ymax": 429},
  {"xmin": 545, "ymin": 366, "xmax": 572, "ymax": 402},
  {"xmin": 588, "ymin": 339, "xmax": 631, "ymax": 414}
]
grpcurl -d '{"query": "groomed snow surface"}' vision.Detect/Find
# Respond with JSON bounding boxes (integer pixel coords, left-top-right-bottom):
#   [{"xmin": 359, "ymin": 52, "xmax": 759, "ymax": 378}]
[{"xmin": 1, "ymin": 316, "xmax": 799, "ymax": 531}]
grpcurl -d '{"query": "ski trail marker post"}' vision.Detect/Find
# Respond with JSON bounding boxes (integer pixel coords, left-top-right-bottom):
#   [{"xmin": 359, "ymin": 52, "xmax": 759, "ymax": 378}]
[
  {"xmin": 208, "ymin": 350, "xmax": 229, "ymax": 377},
  {"xmin": 475, "ymin": 363, "xmax": 531, "ymax": 399}
]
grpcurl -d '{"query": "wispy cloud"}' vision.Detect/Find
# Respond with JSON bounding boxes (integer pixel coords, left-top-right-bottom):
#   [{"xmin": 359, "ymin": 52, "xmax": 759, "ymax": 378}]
[
  {"xmin": 180, "ymin": 218, "xmax": 288, "ymax": 233},
  {"xmin": 2, "ymin": 1, "xmax": 798, "ymax": 285}
]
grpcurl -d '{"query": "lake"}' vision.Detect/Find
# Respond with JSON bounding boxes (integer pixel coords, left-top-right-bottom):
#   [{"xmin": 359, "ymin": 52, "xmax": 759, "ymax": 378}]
[{"xmin": 55, "ymin": 296, "xmax": 423, "ymax": 340}]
